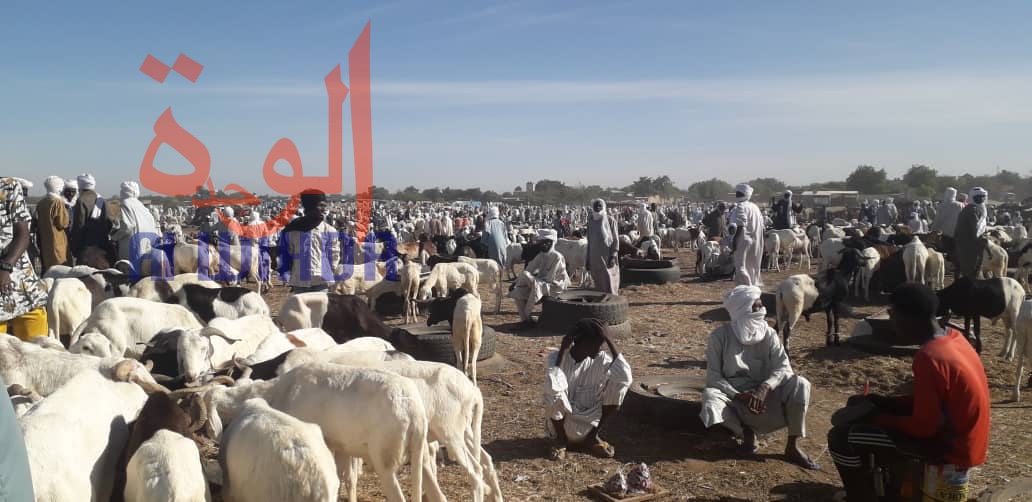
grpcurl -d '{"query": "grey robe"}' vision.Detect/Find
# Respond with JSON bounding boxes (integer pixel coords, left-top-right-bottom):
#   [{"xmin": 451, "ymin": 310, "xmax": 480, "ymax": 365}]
[
  {"xmin": 953, "ymin": 204, "xmax": 987, "ymax": 278},
  {"xmin": 483, "ymin": 217, "xmax": 509, "ymax": 266}
]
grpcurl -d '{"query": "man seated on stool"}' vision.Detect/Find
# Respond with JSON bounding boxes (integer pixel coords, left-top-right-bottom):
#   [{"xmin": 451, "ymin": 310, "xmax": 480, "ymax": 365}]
[
  {"xmin": 700, "ymin": 285, "xmax": 818, "ymax": 469},
  {"xmin": 544, "ymin": 318, "xmax": 632, "ymax": 460},
  {"xmin": 828, "ymin": 283, "xmax": 989, "ymax": 501}
]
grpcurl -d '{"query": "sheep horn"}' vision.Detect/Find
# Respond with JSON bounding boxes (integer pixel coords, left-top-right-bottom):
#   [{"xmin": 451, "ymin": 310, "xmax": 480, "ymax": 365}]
[
  {"xmin": 129, "ymin": 374, "xmax": 171, "ymax": 394},
  {"xmin": 7, "ymin": 384, "xmax": 31, "ymax": 397},
  {"xmin": 168, "ymin": 386, "xmax": 207, "ymax": 399},
  {"xmin": 202, "ymin": 328, "xmax": 241, "ymax": 344},
  {"xmin": 210, "ymin": 375, "xmax": 236, "ymax": 386},
  {"xmin": 144, "ymin": 360, "xmax": 154, "ymax": 371},
  {"xmin": 189, "ymin": 395, "xmax": 209, "ymax": 432},
  {"xmin": 112, "ymin": 359, "xmax": 137, "ymax": 382}
]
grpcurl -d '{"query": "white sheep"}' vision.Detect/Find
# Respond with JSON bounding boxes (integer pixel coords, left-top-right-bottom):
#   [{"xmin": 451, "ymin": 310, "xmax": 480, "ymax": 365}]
[
  {"xmin": 1011, "ymin": 300, "xmax": 1032, "ymax": 402},
  {"xmin": 198, "ymin": 362, "xmax": 444, "ymax": 502},
  {"xmin": 554, "ymin": 238, "xmax": 588, "ymax": 287},
  {"xmin": 242, "ymin": 327, "xmax": 337, "ymax": 366},
  {"xmin": 453, "ymin": 292, "xmax": 484, "ymax": 386},
  {"xmin": 764, "ymin": 232, "xmax": 781, "ymax": 272},
  {"xmin": 855, "ymin": 247, "xmax": 881, "ymax": 301},
  {"xmin": 980, "ymin": 239, "xmax": 1008, "ymax": 279},
  {"xmin": 458, "ymin": 255, "xmax": 503, "ymax": 314},
  {"xmin": 399, "ymin": 260, "xmax": 422, "ymax": 323},
  {"xmin": 43, "ymin": 277, "xmax": 92, "ymax": 339},
  {"xmin": 0, "ymin": 334, "xmax": 167, "ymax": 396},
  {"xmin": 903, "ymin": 237, "xmax": 929, "ymax": 285},
  {"xmin": 419, "ymin": 261, "xmax": 479, "ymax": 300},
  {"xmin": 168, "ymin": 284, "xmax": 270, "ymax": 323},
  {"xmin": 698, "ymin": 240, "xmax": 721, "ymax": 276},
  {"xmin": 276, "ymin": 337, "xmax": 401, "ymax": 375},
  {"xmin": 70, "ymin": 297, "xmax": 203, "ymax": 357},
  {"xmin": 20, "ymin": 371, "xmax": 148, "ymax": 502},
  {"xmin": 128, "ymin": 272, "xmax": 220, "ymax": 302},
  {"xmin": 219, "ymin": 398, "xmax": 338, "ymax": 502},
  {"xmin": 818, "ymin": 238, "xmax": 845, "ymax": 271},
  {"xmin": 774, "ymin": 274, "xmax": 819, "ymax": 352},
  {"xmin": 178, "ymin": 315, "xmax": 279, "ymax": 383},
  {"xmin": 125, "ymin": 429, "xmax": 212, "ymax": 502},
  {"xmin": 277, "ymin": 292, "xmax": 330, "ymax": 331},
  {"xmin": 925, "ymin": 248, "xmax": 946, "ymax": 291}
]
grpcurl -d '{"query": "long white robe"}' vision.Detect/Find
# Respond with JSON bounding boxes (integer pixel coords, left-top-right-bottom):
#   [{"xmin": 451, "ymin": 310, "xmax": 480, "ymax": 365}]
[
  {"xmin": 508, "ymin": 248, "xmax": 569, "ymax": 321},
  {"xmin": 731, "ymin": 201, "xmax": 764, "ymax": 287},
  {"xmin": 110, "ymin": 196, "xmax": 160, "ymax": 261},
  {"xmin": 700, "ymin": 324, "xmax": 810, "ymax": 438},
  {"xmin": 543, "ymin": 350, "xmax": 633, "ymax": 442}
]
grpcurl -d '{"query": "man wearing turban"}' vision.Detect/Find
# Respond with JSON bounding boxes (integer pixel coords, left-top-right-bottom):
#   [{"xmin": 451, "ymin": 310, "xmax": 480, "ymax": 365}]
[
  {"xmin": 109, "ymin": 181, "xmax": 160, "ymax": 265},
  {"xmin": 730, "ymin": 183, "xmax": 764, "ymax": 287},
  {"xmin": 509, "ymin": 229, "xmax": 569, "ymax": 324},
  {"xmin": 586, "ymin": 198, "xmax": 620, "ymax": 294},
  {"xmin": 69, "ymin": 173, "xmax": 112, "ymax": 263},
  {"xmin": 953, "ymin": 187, "xmax": 989, "ymax": 278},
  {"xmin": 700, "ymin": 285, "xmax": 817, "ymax": 469},
  {"xmin": 34, "ymin": 176, "xmax": 71, "ymax": 272}
]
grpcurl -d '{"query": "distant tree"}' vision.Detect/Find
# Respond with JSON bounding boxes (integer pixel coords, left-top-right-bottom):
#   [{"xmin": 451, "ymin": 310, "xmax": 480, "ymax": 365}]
[
  {"xmin": 687, "ymin": 178, "xmax": 733, "ymax": 200},
  {"xmin": 846, "ymin": 165, "xmax": 888, "ymax": 194},
  {"xmin": 746, "ymin": 177, "xmax": 787, "ymax": 200},
  {"xmin": 903, "ymin": 164, "xmax": 938, "ymax": 196},
  {"xmin": 482, "ymin": 190, "xmax": 502, "ymax": 202},
  {"xmin": 421, "ymin": 187, "xmax": 443, "ymax": 201}
]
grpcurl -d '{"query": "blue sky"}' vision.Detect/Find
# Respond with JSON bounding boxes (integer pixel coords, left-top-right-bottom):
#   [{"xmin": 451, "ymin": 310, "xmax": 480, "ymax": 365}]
[{"xmin": 4, "ymin": 1, "xmax": 1032, "ymax": 196}]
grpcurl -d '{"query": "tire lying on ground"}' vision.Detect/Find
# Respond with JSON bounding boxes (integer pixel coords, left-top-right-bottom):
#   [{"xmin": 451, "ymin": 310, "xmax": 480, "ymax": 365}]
[
  {"xmin": 620, "ymin": 263, "xmax": 682, "ymax": 286},
  {"xmin": 620, "ymin": 257, "xmax": 677, "ymax": 270},
  {"xmin": 392, "ymin": 323, "xmax": 496, "ymax": 365},
  {"xmin": 537, "ymin": 289, "xmax": 630, "ymax": 334},
  {"xmin": 622, "ymin": 375, "xmax": 707, "ymax": 432}
]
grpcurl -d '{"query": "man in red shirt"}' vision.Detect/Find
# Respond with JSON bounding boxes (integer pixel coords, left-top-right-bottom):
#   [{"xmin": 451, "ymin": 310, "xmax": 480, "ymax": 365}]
[{"xmin": 828, "ymin": 283, "xmax": 990, "ymax": 501}]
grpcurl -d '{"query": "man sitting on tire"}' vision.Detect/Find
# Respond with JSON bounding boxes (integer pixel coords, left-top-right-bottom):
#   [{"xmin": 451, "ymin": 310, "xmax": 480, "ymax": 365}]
[
  {"xmin": 508, "ymin": 229, "xmax": 569, "ymax": 326},
  {"xmin": 544, "ymin": 318, "xmax": 632, "ymax": 460},
  {"xmin": 700, "ymin": 285, "xmax": 819, "ymax": 470}
]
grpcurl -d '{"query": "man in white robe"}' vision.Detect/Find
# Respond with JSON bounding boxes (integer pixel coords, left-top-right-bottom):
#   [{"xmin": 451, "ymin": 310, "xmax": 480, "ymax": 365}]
[
  {"xmin": 700, "ymin": 285, "xmax": 818, "ymax": 469},
  {"xmin": 109, "ymin": 181, "xmax": 160, "ymax": 263},
  {"xmin": 509, "ymin": 229, "xmax": 569, "ymax": 323},
  {"xmin": 730, "ymin": 183, "xmax": 764, "ymax": 287},
  {"xmin": 544, "ymin": 318, "xmax": 632, "ymax": 460}
]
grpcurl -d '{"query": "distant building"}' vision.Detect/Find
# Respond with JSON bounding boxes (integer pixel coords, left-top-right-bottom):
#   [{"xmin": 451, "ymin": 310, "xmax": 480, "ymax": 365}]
[
  {"xmin": 526, "ymin": 182, "xmax": 534, "ymax": 193},
  {"xmin": 514, "ymin": 186, "xmax": 523, "ymax": 193}
]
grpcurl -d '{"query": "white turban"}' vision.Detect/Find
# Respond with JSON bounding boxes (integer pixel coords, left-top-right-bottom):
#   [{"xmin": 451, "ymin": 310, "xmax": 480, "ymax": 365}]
[
  {"xmin": 735, "ymin": 183, "xmax": 754, "ymax": 202},
  {"xmin": 970, "ymin": 187, "xmax": 988, "ymax": 203},
  {"xmin": 537, "ymin": 228, "xmax": 558, "ymax": 243},
  {"xmin": 784, "ymin": 190, "xmax": 793, "ymax": 197},
  {"xmin": 248, "ymin": 211, "xmax": 262, "ymax": 224},
  {"xmin": 119, "ymin": 181, "xmax": 140, "ymax": 199},
  {"xmin": 44, "ymin": 176, "xmax": 64, "ymax": 196},
  {"xmin": 489, "ymin": 206, "xmax": 499, "ymax": 219},
  {"xmin": 77, "ymin": 173, "xmax": 96, "ymax": 190},
  {"xmin": 222, "ymin": 207, "xmax": 235, "ymax": 219},
  {"xmin": 591, "ymin": 198, "xmax": 606, "ymax": 221},
  {"xmin": 723, "ymin": 285, "xmax": 770, "ymax": 346},
  {"xmin": 64, "ymin": 179, "xmax": 77, "ymax": 191}
]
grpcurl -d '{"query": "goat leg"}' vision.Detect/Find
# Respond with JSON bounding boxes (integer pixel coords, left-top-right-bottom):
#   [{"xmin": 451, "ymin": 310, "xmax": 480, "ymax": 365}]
[
  {"xmin": 833, "ymin": 308, "xmax": 841, "ymax": 346},
  {"xmin": 974, "ymin": 316, "xmax": 983, "ymax": 354},
  {"xmin": 825, "ymin": 309, "xmax": 834, "ymax": 346}
]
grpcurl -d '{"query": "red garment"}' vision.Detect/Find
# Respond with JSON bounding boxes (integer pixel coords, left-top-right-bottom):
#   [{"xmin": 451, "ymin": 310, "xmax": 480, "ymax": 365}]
[{"xmin": 874, "ymin": 329, "xmax": 990, "ymax": 468}]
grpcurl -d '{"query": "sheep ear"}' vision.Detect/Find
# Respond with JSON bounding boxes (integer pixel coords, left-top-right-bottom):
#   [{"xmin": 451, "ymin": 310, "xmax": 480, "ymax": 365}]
[{"xmin": 286, "ymin": 334, "xmax": 308, "ymax": 348}]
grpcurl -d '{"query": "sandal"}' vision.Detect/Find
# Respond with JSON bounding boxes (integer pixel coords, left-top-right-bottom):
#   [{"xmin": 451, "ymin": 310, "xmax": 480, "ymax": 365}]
[
  {"xmin": 583, "ymin": 440, "xmax": 615, "ymax": 459},
  {"xmin": 549, "ymin": 446, "xmax": 566, "ymax": 461},
  {"xmin": 786, "ymin": 451, "xmax": 821, "ymax": 470}
]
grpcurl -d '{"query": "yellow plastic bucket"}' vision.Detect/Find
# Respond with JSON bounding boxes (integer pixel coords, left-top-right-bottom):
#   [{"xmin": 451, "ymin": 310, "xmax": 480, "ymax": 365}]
[{"xmin": 922, "ymin": 464, "xmax": 970, "ymax": 502}]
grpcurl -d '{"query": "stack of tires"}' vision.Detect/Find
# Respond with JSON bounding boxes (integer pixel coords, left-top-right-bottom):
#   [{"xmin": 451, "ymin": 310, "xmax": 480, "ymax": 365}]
[
  {"xmin": 537, "ymin": 289, "xmax": 631, "ymax": 337},
  {"xmin": 620, "ymin": 257, "xmax": 681, "ymax": 286},
  {"xmin": 391, "ymin": 324, "xmax": 497, "ymax": 365}
]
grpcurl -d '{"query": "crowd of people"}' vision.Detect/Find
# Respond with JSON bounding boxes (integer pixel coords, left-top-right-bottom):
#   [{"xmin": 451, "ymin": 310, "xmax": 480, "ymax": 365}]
[{"xmin": 0, "ymin": 174, "xmax": 1001, "ymax": 500}]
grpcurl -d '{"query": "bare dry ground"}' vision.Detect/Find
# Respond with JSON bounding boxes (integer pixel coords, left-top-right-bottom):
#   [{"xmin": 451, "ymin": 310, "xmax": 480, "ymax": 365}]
[{"xmin": 256, "ymin": 249, "xmax": 1032, "ymax": 501}]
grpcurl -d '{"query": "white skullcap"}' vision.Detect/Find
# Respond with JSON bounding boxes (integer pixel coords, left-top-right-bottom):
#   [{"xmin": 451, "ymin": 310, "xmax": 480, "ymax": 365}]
[
  {"xmin": 537, "ymin": 228, "xmax": 558, "ymax": 242},
  {"xmin": 119, "ymin": 181, "xmax": 140, "ymax": 199},
  {"xmin": 44, "ymin": 176, "xmax": 64, "ymax": 195},
  {"xmin": 77, "ymin": 173, "xmax": 96, "ymax": 190}
]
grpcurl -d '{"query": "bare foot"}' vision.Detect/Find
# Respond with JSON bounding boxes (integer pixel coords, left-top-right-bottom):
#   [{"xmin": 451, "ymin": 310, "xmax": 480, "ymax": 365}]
[{"xmin": 785, "ymin": 444, "xmax": 820, "ymax": 470}]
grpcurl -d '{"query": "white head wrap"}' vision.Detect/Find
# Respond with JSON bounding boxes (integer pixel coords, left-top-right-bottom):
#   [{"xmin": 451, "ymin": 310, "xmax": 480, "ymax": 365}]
[
  {"xmin": 970, "ymin": 187, "xmax": 988, "ymax": 204},
  {"xmin": 222, "ymin": 207, "xmax": 235, "ymax": 219},
  {"xmin": 489, "ymin": 206, "xmax": 499, "ymax": 219},
  {"xmin": 64, "ymin": 179, "xmax": 77, "ymax": 191},
  {"xmin": 723, "ymin": 285, "xmax": 770, "ymax": 346},
  {"xmin": 591, "ymin": 198, "xmax": 606, "ymax": 221},
  {"xmin": 735, "ymin": 183, "xmax": 753, "ymax": 202},
  {"xmin": 44, "ymin": 176, "xmax": 64, "ymax": 196},
  {"xmin": 77, "ymin": 173, "xmax": 96, "ymax": 190},
  {"xmin": 248, "ymin": 211, "xmax": 262, "ymax": 224},
  {"xmin": 119, "ymin": 181, "xmax": 140, "ymax": 199},
  {"xmin": 538, "ymin": 228, "xmax": 558, "ymax": 243}
]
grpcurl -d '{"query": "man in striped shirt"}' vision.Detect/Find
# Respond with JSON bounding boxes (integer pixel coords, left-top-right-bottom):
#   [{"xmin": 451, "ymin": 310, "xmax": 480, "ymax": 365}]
[{"xmin": 828, "ymin": 283, "xmax": 990, "ymax": 501}]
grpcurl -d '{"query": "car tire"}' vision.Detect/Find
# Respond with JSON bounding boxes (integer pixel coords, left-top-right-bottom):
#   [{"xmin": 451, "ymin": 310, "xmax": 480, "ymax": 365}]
[
  {"xmin": 392, "ymin": 324, "xmax": 497, "ymax": 365},
  {"xmin": 621, "ymin": 265, "xmax": 682, "ymax": 285},
  {"xmin": 622, "ymin": 375, "xmax": 707, "ymax": 431},
  {"xmin": 620, "ymin": 257, "xmax": 678, "ymax": 270},
  {"xmin": 537, "ymin": 289, "xmax": 630, "ymax": 334}
]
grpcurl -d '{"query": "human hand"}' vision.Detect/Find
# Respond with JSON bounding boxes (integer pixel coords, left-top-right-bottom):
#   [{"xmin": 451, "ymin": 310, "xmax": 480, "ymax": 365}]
[{"xmin": 0, "ymin": 270, "xmax": 11, "ymax": 296}]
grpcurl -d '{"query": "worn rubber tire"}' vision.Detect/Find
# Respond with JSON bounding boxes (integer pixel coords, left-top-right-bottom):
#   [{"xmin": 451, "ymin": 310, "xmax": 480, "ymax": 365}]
[
  {"xmin": 622, "ymin": 375, "xmax": 707, "ymax": 432},
  {"xmin": 620, "ymin": 265, "xmax": 682, "ymax": 285},
  {"xmin": 373, "ymin": 292, "xmax": 405, "ymax": 316},
  {"xmin": 392, "ymin": 323, "xmax": 496, "ymax": 365},
  {"xmin": 620, "ymin": 257, "xmax": 677, "ymax": 270},
  {"xmin": 537, "ymin": 289, "xmax": 629, "ymax": 333}
]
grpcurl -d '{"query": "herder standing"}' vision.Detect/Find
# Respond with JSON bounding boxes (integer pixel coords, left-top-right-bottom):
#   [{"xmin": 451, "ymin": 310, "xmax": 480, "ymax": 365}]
[
  {"xmin": 586, "ymin": 198, "xmax": 620, "ymax": 295},
  {"xmin": 953, "ymin": 187, "xmax": 989, "ymax": 279},
  {"xmin": 482, "ymin": 206, "xmax": 509, "ymax": 267},
  {"xmin": 930, "ymin": 187, "xmax": 964, "ymax": 259},
  {"xmin": 730, "ymin": 183, "xmax": 764, "ymax": 287},
  {"xmin": 34, "ymin": 176, "xmax": 70, "ymax": 273}
]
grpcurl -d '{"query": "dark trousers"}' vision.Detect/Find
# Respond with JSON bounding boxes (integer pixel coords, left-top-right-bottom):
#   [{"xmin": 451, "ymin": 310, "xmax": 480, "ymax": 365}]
[{"xmin": 828, "ymin": 424, "xmax": 941, "ymax": 502}]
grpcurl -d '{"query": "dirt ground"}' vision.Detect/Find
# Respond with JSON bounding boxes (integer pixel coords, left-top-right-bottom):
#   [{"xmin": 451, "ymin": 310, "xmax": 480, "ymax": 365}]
[{"xmin": 256, "ymin": 249, "xmax": 1032, "ymax": 501}]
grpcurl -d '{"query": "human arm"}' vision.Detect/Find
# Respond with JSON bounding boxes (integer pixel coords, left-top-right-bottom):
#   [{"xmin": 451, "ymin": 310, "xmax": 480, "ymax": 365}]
[
  {"xmin": 873, "ymin": 354, "xmax": 942, "ymax": 438},
  {"xmin": 607, "ymin": 217, "xmax": 620, "ymax": 266},
  {"xmin": 762, "ymin": 334, "xmax": 792, "ymax": 390},
  {"xmin": 53, "ymin": 201, "xmax": 69, "ymax": 231}
]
